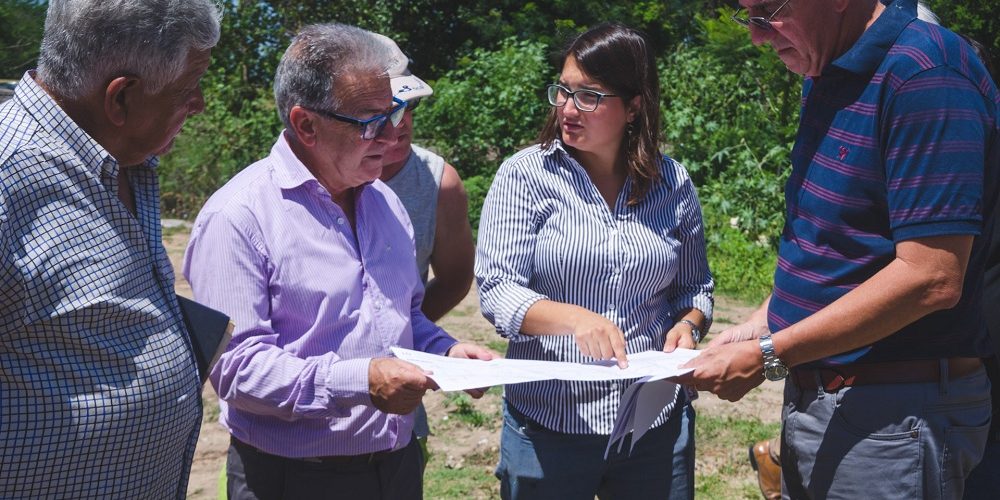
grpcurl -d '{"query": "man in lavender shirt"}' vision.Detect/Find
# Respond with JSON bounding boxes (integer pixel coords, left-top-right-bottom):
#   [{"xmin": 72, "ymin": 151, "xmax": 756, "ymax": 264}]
[{"xmin": 183, "ymin": 23, "xmax": 494, "ymax": 499}]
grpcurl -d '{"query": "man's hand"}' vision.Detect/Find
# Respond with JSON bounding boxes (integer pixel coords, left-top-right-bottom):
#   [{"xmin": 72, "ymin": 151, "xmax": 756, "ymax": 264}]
[
  {"xmin": 663, "ymin": 323, "xmax": 698, "ymax": 353},
  {"xmin": 572, "ymin": 310, "xmax": 628, "ymax": 368},
  {"xmin": 447, "ymin": 342, "xmax": 501, "ymax": 398},
  {"xmin": 706, "ymin": 320, "xmax": 770, "ymax": 348},
  {"xmin": 676, "ymin": 340, "xmax": 765, "ymax": 402},
  {"xmin": 369, "ymin": 358, "xmax": 437, "ymax": 414}
]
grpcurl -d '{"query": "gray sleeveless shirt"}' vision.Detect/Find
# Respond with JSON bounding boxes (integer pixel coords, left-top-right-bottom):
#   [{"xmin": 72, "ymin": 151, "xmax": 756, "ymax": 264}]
[{"xmin": 383, "ymin": 144, "xmax": 445, "ymax": 283}]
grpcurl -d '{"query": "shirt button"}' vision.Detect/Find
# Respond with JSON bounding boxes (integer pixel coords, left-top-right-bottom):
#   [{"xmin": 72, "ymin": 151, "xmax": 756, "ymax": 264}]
[
  {"xmin": 608, "ymin": 303, "xmax": 616, "ymax": 311},
  {"xmin": 337, "ymin": 217, "xmax": 345, "ymax": 225}
]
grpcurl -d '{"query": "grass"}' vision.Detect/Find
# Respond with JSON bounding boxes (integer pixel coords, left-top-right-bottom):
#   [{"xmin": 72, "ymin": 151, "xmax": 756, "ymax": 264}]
[
  {"xmin": 423, "ymin": 412, "xmax": 779, "ymax": 499},
  {"xmin": 485, "ymin": 339, "xmax": 509, "ymax": 356},
  {"xmin": 444, "ymin": 393, "xmax": 493, "ymax": 428},
  {"xmin": 425, "ymin": 450, "xmax": 498, "ymax": 499}
]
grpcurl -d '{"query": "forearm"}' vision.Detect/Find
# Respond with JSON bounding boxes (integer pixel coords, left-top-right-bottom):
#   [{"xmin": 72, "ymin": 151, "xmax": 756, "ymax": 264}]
[
  {"xmin": 420, "ymin": 275, "xmax": 471, "ymax": 322},
  {"xmin": 520, "ymin": 299, "xmax": 593, "ymax": 336},
  {"xmin": 772, "ymin": 238, "xmax": 969, "ymax": 367},
  {"xmin": 212, "ymin": 339, "xmax": 371, "ymax": 420},
  {"xmin": 410, "ymin": 306, "xmax": 459, "ymax": 355},
  {"xmin": 748, "ymin": 295, "xmax": 771, "ymax": 327}
]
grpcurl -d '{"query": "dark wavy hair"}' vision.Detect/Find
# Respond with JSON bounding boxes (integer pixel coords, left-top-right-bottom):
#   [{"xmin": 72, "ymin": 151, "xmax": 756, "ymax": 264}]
[{"xmin": 538, "ymin": 22, "xmax": 662, "ymax": 206}]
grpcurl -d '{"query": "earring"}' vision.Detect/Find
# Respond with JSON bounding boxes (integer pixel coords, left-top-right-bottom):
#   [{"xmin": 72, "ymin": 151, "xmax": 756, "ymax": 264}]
[{"xmin": 626, "ymin": 121, "xmax": 635, "ymax": 136}]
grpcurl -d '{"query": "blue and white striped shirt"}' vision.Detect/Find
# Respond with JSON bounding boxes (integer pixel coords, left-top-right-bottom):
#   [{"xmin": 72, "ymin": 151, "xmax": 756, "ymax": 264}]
[
  {"xmin": 476, "ymin": 142, "xmax": 713, "ymax": 434},
  {"xmin": 0, "ymin": 72, "xmax": 202, "ymax": 497}
]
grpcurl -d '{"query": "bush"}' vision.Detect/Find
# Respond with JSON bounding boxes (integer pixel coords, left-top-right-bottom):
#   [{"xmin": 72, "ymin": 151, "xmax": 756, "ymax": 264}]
[
  {"xmin": 158, "ymin": 83, "xmax": 281, "ymax": 218},
  {"xmin": 660, "ymin": 9, "xmax": 799, "ymax": 293},
  {"xmin": 462, "ymin": 174, "xmax": 494, "ymax": 238},
  {"xmin": 416, "ymin": 37, "xmax": 551, "ymax": 180}
]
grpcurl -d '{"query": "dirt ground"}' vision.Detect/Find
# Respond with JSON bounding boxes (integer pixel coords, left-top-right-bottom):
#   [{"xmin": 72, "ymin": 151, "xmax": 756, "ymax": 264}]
[{"xmin": 163, "ymin": 229, "xmax": 783, "ymax": 499}]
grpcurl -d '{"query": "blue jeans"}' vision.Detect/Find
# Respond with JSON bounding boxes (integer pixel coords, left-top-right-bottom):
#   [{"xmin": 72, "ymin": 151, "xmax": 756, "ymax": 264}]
[
  {"xmin": 964, "ymin": 435, "xmax": 1000, "ymax": 499},
  {"xmin": 495, "ymin": 398, "xmax": 695, "ymax": 500}
]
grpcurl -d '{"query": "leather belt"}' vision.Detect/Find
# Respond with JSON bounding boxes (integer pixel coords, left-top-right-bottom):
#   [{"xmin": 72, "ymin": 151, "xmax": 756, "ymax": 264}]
[
  {"xmin": 792, "ymin": 357, "xmax": 983, "ymax": 392},
  {"xmin": 231, "ymin": 436, "xmax": 394, "ymax": 465}
]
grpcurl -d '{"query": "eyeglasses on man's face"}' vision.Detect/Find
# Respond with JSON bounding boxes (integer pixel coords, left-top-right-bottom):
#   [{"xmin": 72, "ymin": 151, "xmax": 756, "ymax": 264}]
[
  {"xmin": 547, "ymin": 84, "xmax": 618, "ymax": 113},
  {"xmin": 303, "ymin": 96, "xmax": 408, "ymax": 140},
  {"xmin": 731, "ymin": 0, "xmax": 791, "ymax": 31}
]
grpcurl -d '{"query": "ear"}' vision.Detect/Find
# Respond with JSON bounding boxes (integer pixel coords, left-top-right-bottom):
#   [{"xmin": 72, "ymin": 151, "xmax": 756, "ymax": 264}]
[
  {"xmin": 288, "ymin": 106, "xmax": 319, "ymax": 147},
  {"xmin": 104, "ymin": 76, "xmax": 138, "ymax": 127},
  {"xmin": 626, "ymin": 95, "xmax": 642, "ymax": 123}
]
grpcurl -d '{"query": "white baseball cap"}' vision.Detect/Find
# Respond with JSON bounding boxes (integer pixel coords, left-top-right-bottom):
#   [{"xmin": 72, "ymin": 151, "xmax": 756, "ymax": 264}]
[{"xmin": 374, "ymin": 33, "xmax": 433, "ymax": 102}]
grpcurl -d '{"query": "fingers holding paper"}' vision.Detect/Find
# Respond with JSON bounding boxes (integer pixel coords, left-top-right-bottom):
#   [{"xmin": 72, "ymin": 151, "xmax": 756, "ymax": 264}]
[
  {"xmin": 662, "ymin": 324, "xmax": 697, "ymax": 353},
  {"xmin": 706, "ymin": 320, "xmax": 769, "ymax": 348},
  {"xmin": 447, "ymin": 342, "xmax": 502, "ymax": 398},
  {"xmin": 677, "ymin": 340, "xmax": 764, "ymax": 402},
  {"xmin": 368, "ymin": 357, "xmax": 438, "ymax": 414}
]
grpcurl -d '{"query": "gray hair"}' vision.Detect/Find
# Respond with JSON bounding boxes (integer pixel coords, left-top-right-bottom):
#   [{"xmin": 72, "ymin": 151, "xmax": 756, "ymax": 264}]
[
  {"xmin": 274, "ymin": 23, "xmax": 392, "ymax": 135},
  {"xmin": 917, "ymin": 2, "xmax": 940, "ymax": 25},
  {"xmin": 37, "ymin": 0, "xmax": 222, "ymax": 100}
]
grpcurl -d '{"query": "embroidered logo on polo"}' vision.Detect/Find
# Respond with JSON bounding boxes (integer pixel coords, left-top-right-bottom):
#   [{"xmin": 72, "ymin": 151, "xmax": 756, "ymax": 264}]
[{"xmin": 838, "ymin": 145, "xmax": 849, "ymax": 161}]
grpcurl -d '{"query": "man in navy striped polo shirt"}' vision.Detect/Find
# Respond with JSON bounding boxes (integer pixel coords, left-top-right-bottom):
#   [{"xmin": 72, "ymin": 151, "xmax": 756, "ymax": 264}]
[{"xmin": 681, "ymin": 0, "xmax": 1000, "ymax": 496}]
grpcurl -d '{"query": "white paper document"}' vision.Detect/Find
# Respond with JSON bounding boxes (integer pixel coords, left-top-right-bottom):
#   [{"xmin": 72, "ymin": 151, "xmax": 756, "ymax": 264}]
[
  {"xmin": 390, "ymin": 347, "xmax": 699, "ymax": 391},
  {"xmin": 390, "ymin": 347, "xmax": 700, "ymax": 456}
]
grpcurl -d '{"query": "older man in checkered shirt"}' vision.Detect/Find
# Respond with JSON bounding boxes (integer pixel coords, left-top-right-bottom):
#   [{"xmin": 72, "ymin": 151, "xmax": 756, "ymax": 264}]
[{"xmin": 0, "ymin": 0, "xmax": 221, "ymax": 496}]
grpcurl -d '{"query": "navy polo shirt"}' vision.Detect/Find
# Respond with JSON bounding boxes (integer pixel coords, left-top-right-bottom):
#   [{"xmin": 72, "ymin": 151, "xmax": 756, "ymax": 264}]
[{"xmin": 769, "ymin": 0, "xmax": 1000, "ymax": 365}]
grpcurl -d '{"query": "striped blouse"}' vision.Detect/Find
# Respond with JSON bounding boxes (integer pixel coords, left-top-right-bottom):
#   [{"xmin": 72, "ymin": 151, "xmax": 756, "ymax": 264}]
[{"xmin": 475, "ymin": 141, "xmax": 714, "ymax": 434}]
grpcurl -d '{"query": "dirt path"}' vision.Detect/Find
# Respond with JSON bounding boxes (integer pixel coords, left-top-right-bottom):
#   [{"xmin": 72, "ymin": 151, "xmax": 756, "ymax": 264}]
[{"xmin": 164, "ymin": 229, "xmax": 782, "ymax": 498}]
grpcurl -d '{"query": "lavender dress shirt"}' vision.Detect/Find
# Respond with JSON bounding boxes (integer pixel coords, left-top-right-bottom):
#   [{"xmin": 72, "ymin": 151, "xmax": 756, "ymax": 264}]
[{"xmin": 183, "ymin": 132, "xmax": 457, "ymax": 458}]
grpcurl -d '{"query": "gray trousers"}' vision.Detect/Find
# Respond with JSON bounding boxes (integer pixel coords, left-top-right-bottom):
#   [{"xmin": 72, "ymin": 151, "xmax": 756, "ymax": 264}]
[{"xmin": 781, "ymin": 365, "xmax": 991, "ymax": 500}]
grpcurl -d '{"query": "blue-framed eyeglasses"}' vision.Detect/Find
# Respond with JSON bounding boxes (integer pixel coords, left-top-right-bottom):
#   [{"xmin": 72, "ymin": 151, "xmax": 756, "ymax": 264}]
[
  {"xmin": 731, "ymin": 0, "xmax": 791, "ymax": 31},
  {"xmin": 303, "ymin": 96, "xmax": 408, "ymax": 140}
]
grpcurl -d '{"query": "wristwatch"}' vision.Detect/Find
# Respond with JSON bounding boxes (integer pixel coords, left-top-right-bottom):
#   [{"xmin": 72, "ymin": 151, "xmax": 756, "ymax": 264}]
[
  {"xmin": 759, "ymin": 333, "xmax": 789, "ymax": 381},
  {"xmin": 677, "ymin": 319, "xmax": 701, "ymax": 343}
]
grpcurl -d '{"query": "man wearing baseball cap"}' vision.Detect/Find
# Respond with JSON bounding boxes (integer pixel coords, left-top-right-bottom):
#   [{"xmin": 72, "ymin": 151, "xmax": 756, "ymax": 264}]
[{"xmin": 376, "ymin": 34, "xmax": 477, "ymax": 465}]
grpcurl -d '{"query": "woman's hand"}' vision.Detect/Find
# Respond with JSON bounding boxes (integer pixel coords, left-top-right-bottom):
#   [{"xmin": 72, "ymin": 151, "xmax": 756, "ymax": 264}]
[
  {"xmin": 663, "ymin": 323, "xmax": 698, "ymax": 352},
  {"xmin": 572, "ymin": 311, "xmax": 628, "ymax": 368}
]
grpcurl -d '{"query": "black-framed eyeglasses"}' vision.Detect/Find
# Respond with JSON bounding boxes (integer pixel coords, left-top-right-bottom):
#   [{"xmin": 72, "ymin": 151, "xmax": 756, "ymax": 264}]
[
  {"xmin": 404, "ymin": 97, "xmax": 421, "ymax": 111},
  {"xmin": 546, "ymin": 84, "xmax": 618, "ymax": 113},
  {"xmin": 731, "ymin": 0, "xmax": 791, "ymax": 31},
  {"xmin": 303, "ymin": 96, "xmax": 407, "ymax": 140}
]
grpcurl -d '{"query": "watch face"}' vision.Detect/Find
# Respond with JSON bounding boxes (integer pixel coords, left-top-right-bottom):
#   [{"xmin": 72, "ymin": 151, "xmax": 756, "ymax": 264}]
[{"xmin": 765, "ymin": 363, "xmax": 788, "ymax": 381}]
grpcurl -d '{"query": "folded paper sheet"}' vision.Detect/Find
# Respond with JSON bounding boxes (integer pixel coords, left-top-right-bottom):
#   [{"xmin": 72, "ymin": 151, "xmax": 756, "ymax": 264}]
[{"xmin": 390, "ymin": 347, "xmax": 701, "ymax": 455}]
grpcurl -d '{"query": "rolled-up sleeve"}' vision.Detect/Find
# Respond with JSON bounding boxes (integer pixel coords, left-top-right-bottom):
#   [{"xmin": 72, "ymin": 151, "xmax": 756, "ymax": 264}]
[
  {"xmin": 475, "ymin": 159, "xmax": 548, "ymax": 341},
  {"xmin": 183, "ymin": 209, "xmax": 370, "ymax": 422},
  {"xmin": 665, "ymin": 166, "xmax": 715, "ymax": 333}
]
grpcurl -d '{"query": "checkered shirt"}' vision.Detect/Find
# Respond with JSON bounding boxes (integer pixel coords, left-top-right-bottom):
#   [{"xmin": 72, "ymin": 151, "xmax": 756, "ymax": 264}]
[{"xmin": 0, "ymin": 72, "xmax": 202, "ymax": 498}]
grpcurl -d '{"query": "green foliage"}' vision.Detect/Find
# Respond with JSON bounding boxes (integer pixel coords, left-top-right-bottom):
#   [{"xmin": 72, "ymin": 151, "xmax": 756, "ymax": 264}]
[
  {"xmin": 703, "ymin": 207, "xmax": 777, "ymax": 302},
  {"xmin": 924, "ymin": 0, "xmax": 1000, "ymax": 81},
  {"xmin": 0, "ymin": 0, "xmax": 46, "ymax": 79},
  {"xmin": 159, "ymin": 83, "xmax": 282, "ymax": 218},
  {"xmin": 418, "ymin": 38, "xmax": 551, "ymax": 180},
  {"xmin": 660, "ymin": 9, "xmax": 798, "ymax": 294},
  {"xmin": 462, "ymin": 174, "xmax": 494, "ymax": 238}
]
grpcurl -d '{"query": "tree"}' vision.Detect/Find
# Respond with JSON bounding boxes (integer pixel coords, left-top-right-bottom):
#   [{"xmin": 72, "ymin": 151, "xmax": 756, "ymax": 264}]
[{"xmin": 0, "ymin": 0, "xmax": 46, "ymax": 79}]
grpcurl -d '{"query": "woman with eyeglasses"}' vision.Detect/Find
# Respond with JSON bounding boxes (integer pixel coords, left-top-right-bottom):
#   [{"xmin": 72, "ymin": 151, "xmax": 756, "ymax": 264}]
[{"xmin": 475, "ymin": 22, "xmax": 713, "ymax": 500}]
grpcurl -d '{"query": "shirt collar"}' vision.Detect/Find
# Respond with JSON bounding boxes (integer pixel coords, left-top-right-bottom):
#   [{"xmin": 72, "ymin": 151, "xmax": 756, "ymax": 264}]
[
  {"xmin": 540, "ymin": 138, "xmax": 569, "ymax": 158},
  {"xmin": 271, "ymin": 130, "xmax": 321, "ymax": 190},
  {"xmin": 827, "ymin": 0, "xmax": 916, "ymax": 76},
  {"xmin": 270, "ymin": 130, "xmax": 377, "ymax": 196},
  {"xmin": 14, "ymin": 71, "xmax": 122, "ymax": 179}
]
